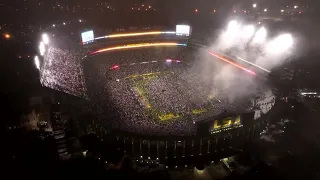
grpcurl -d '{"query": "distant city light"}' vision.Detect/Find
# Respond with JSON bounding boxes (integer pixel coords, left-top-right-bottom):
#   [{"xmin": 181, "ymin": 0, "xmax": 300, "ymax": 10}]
[
  {"xmin": 52, "ymin": 24, "xmax": 55, "ymax": 27},
  {"xmin": 294, "ymin": 5, "xmax": 298, "ymax": 9},
  {"xmin": 149, "ymin": 6, "xmax": 151, "ymax": 8},
  {"xmin": 79, "ymin": 19, "xmax": 82, "ymax": 22},
  {"xmin": 233, "ymin": 10, "xmax": 236, "ymax": 13},
  {"xmin": 281, "ymin": 9, "xmax": 284, "ymax": 12},
  {"xmin": 63, "ymin": 22, "xmax": 66, "ymax": 25},
  {"xmin": 195, "ymin": 9, "xmax": 198, "ymax": 12},
  {"xmin": 264, "ymin": 9, "xmax": 267, "ymax": 12},
  {"xmin": 253, "ymin": 4, "xmax": 257, "ymax": 8},
  {"xmin": 4, "ymin": 33, "xmax": 10, "ymax": 39},
  {"xmin": 42, "ymin": 34, "xmax": 49, "ymax": 44}
]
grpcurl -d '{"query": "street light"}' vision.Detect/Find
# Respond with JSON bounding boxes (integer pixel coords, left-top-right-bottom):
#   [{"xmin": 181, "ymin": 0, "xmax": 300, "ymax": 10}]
[{"xmin": 253, "ymin": 4, "xmax": 257, "ymax": 8}]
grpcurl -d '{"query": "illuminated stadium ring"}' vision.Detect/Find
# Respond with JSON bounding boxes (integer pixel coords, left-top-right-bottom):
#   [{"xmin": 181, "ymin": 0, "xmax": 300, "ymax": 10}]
[
  {"xmin": 90, "ymin": 42, "xmax": 187, "ymax": 55},
  {"xmin": 109, "ymin": 59, "xmax": 183, "ymax": 70},
  {"xmin": 94, "ymin": 31, "xmax": 176, "ymax": 40}
]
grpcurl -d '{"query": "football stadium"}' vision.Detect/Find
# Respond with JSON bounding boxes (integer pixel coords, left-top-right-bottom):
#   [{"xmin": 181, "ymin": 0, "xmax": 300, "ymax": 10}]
[
  {"xmin": 37, "ymin": 24, "xmax": 276, "ymax": 137},
  {"xmin": 81, "ymin": 29, "xmax": 274, "ymax": 136},
  {"xmin": 34, "ymin": 22, "xmax": 280, "ymax": 166}
]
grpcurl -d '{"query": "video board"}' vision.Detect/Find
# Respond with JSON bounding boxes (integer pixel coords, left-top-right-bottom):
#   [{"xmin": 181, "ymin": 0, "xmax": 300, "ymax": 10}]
[
  {"xmin": 209, "ymin": 115, "xmax": 243, "ymax": 134},
  {"xmin": 176, "ymin": 25, "xmax": 191, "ymax": 36},
  {"xmin": 81, "ymin": 30, "xmax": 94, "ymax": 45}
]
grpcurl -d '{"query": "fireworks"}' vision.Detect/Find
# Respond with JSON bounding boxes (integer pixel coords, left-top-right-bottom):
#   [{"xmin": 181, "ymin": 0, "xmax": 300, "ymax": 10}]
[
  {"xmin": 213, "ymin": 20, "xmax": 294, "ymax": 71},
  {"xmin": 42, "ymin": 34, "xmax": 49, "ymax": 45},
  {"xmin": 253, "ymin": 27, "xmax": 267, "ymax": 44},
  {"xmin": 39, "ymin": 42, "xmax": 45, "ymax": 56}
]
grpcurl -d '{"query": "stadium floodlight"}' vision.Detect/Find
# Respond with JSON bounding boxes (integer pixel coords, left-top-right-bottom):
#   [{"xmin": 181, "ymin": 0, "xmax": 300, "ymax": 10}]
[
  {"xmin": 266, "ymin": 34, "xmax": 293, "ymax": 54},
  {"xmin": 253, "ymin": 27, "xmax": 267, "ymax": 43},
  {"xmin": 242, "ymin": 25, "xmax": 255, "ymax": 39},
  {"xmin": 42, "ymin": 34, "xmax": 49, "ymax": 44},
  {"xmin": 34, "ymin": 55, "xmax": 40, "ymax": 70},
  {"xmin": 39, "ymin": 42, "xmax": 45, "ymax": 56},
  {"xmin": 253, "ymin": 4, "xmax": 257, "ymax": 8}
]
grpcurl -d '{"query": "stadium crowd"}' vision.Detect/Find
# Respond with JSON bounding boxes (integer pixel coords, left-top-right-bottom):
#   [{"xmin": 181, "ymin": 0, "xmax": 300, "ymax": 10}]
[
  {"xmin": 83, "ymin": 47, "xmax": 274, "ymax": 135},
  {"xmin": 40, "ymin": 36, "xmax": 88, "ymax": 98},
  {"xmin": 37, "ymin": 30, "xmax": 275, "ymax": 136}
]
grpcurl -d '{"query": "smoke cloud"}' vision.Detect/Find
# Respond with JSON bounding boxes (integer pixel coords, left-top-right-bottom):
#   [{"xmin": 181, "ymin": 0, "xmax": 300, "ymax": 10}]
[{"xmin": 189, "ymin": 17, "xmax": 301, "ymax": 101}]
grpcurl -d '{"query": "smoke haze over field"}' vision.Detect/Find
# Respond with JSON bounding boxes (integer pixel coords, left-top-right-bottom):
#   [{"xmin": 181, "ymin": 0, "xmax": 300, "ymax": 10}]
[
  {"xmin": 189, "ymin": 47, "xmax": 260, "ymax": 102},
  {"xmin": 211, "ymin": 18, "xmax": 296, "ymax": 70},
  {"xmin": 189, "ymin": 16, "xmax": 302, "ymax": 101}
]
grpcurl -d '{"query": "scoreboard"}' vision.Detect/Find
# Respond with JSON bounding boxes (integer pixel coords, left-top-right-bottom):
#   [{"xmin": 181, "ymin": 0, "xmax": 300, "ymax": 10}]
[
  {"xmin": 210, "ymin": 115, "xmax": 243, "ymax": 134},
  {"xmin": 81, "ymin": 30, "xmax": 94, "ymax": 45},
  {"xmin": 196, "ymin": 112, "xmax": 254, "ymax": 136},
  {"xmin": 176, "ymin": 25, "xmax": 191, "ymax": 36}
]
